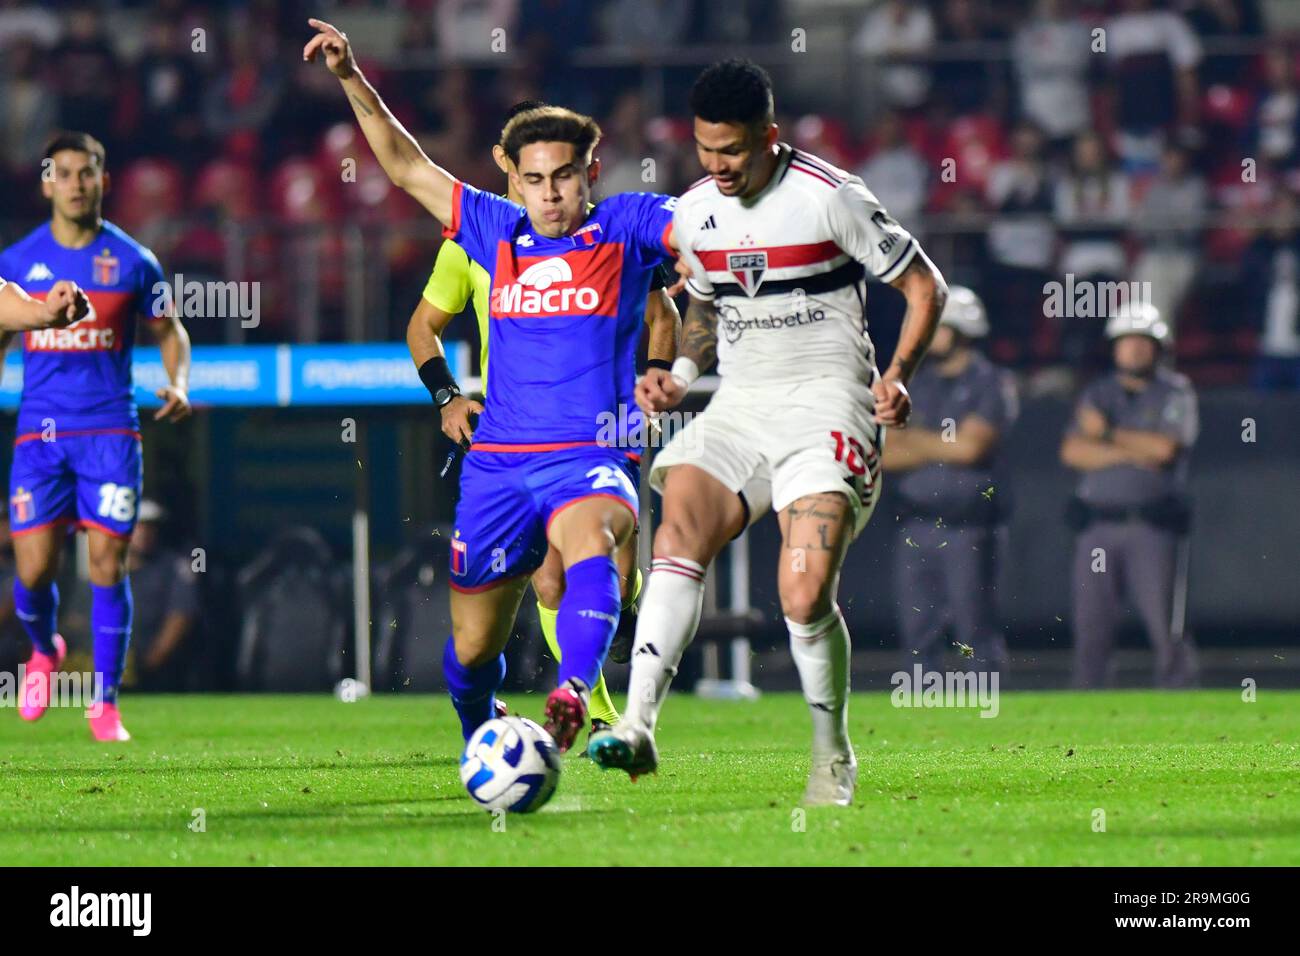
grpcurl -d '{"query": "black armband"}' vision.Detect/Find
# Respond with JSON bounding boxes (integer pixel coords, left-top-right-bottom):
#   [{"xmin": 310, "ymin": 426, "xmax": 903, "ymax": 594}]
[
  {"xmin": 418, "ymin": 356, "xmax": 460, "ymax": 407},
  {"xmin": 646, "ymin": 359, "xmax": 672, "ymax": 372}
]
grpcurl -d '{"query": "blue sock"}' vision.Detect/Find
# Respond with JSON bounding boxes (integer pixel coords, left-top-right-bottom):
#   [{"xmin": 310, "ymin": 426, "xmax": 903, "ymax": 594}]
[
  {"xmin": 443, "ymin": 637, "xmax": 506, "ymax": 741},
  {"xmin": 13, "ymin": 579, "xmax": 59, "ymax": 657},
  {"xmin": 556, "ymin": 555, "xmax": 621, "ymax": 691},
  {"xmin": 91, "ymin": 580, "xmax": 132, "ymax": 705}
]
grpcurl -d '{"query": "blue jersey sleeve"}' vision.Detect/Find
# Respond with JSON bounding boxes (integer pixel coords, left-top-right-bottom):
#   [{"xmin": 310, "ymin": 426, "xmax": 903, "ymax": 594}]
[
  {"xmin": 444, "ymin": 182, "xmax": 525, "ymax": 271},
  {"xmin": 135, "ymin": 246, "xmax": 169, "ymax": 321},
  {"xmin": 614, "ymin": 192, "xmax": 677, "ymax": 265}
]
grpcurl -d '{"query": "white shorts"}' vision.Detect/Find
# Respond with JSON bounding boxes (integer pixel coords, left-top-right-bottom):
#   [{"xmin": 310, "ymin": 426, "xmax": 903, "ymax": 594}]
[{"xmin": 648, "ymin": 382, "xmax": 884, "ymax": 537}]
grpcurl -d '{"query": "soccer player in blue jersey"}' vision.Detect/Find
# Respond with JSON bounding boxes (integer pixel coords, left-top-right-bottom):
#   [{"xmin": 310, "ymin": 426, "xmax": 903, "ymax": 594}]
[
  {"xmin": 306, "ymin": 19, "xmax": 678, "ymax": 752},
  {"xmin": 0, "ymin": 132, "xmax": 193, "ymax": 741}
]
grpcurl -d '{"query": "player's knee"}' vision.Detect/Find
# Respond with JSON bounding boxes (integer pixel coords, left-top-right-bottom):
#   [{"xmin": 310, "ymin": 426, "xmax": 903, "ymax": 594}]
[
  {"xmin": 531, "ymin": 566, "xmax": 565, "ymax": 610},
  {"xmin": 652, "ymin": 515, "xmax": 707, "ymax": 562},
  {"xmin": 779, "ymin": 580, "xmax": 835, "ymax": 625},
  {"xmin": 17, "ymin": 562, "xmax": 57, "ymax": 590},
  {"xmin": 452, "ymin": 633, "xmax": 497, "ymax": 669},
  {"xmin": 88, "ymin": 551, "xmax": 128, "ymax": 587}
]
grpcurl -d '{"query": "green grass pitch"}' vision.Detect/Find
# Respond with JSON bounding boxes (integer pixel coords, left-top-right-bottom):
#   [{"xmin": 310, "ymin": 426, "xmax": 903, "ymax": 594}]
[{"xmin": 1, "ymin": 691, "xmax": 1296, "ymax": 866}]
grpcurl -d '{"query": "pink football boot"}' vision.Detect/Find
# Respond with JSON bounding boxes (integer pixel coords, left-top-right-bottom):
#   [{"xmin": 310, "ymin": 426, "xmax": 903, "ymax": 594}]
[
  {"xmin": 87, "ymin": 702, "xmax": 131, "ymax": 742},
  {"xmin": 19, "ymin": 634, "xmax": 66, "ymax": 722}
]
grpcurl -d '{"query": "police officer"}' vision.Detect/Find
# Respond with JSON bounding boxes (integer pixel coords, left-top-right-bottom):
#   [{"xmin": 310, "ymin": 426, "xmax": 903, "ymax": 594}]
[
  {"xmin": 884, "ymin": 286, "xmax": 1019, "ymax": 674},
  {"xmin": 1060, "ymin": 302, "xmax": 1198, "ymax": 688}
]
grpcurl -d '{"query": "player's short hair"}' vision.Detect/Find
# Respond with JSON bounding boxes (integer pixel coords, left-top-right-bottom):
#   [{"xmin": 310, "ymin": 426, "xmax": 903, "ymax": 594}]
[
  {"xmin": 500, "ymin": 106, "xmax": 602, "ymax": 167},
  {"xmin": 690, "ymin": 58, "xmax": 775, "ymax": 130},
  {"xmin": 499, "ymin": 100, "xmax": 547, "ymax": 147},
  {"xmin": 43, "ymin": 131, "xmax": 106, "ymax": 169}
]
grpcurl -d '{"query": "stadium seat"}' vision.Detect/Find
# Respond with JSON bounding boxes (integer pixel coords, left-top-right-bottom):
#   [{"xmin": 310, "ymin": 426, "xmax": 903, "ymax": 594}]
[
  {"xmin": 269, "ymin": 156, "xmax": 343, "ymax": 223},
  {"xmin": 235, "ymin": 527, "xmax": 348, "ymax": 691},
  {"xmin": 111, "ymin": 157, "xmax": 185, "ymax": 234},
  {"xmin": 194, "ymin": 158, "xmax": 261, "ymax": 222},
  {"xmin": 791, "ymin": 114, "xmax": 855, "ymax": 169}
]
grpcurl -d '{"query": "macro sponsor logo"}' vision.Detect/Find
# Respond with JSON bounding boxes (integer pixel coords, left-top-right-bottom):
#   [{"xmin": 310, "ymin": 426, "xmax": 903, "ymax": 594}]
[
  {"xmin": 27, "ymin": 305, "xmax": 118, "ymax": 352},
  {"xmin": 718, "ymin": 302, "xmax": 827, "ymax": 343},
  {"xmin": 492, "ymin": 257, "xmax": 601, "ymax": 315},
  {"xmin": 490, "ymin": 245, "xmax": 622, "ymax": 318}
]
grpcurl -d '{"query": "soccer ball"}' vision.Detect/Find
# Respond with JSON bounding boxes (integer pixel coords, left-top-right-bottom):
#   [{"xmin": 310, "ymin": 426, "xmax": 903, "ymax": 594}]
[{"xmin": 459, "ymin": 716, "xmax": 561, "ymax": 813}]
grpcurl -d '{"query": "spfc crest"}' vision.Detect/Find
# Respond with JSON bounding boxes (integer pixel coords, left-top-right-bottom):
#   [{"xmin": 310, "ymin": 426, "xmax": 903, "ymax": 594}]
[
  {"xmin": 92, "ymin": 250, "xmax": 119, "ymax": 286},
  {"xmin": 727, "ymin": 251, "xmax": 767, "ymax": 297}
]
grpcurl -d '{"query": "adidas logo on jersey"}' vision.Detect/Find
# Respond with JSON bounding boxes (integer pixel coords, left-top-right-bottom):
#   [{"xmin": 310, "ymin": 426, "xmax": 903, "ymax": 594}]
[
  {"xmin": 24, "ymin": 263, "xmax": 53, "ymax": 283},
  {"xmin": 492, "ymin": 256, "xmax": 602, "ymax": 315},
  {"xmin": 700, "ymin": 215, "xmax": 716, "ymax": 230}
]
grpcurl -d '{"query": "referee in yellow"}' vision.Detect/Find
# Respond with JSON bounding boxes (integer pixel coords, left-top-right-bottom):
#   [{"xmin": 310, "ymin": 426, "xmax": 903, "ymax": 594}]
[{"xmin": 407, "ymin": 101, "xmax": 680, "ymax": 737}]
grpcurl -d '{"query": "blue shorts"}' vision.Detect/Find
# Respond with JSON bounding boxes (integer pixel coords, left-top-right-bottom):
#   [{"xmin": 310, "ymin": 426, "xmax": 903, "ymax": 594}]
[
  {"xmin": 9, "ymin": 431, "xmax": 144, "ymax": 540},
  {"xmin": 450, "ymin": 445, "xmax": 640, "ymax": 592}
]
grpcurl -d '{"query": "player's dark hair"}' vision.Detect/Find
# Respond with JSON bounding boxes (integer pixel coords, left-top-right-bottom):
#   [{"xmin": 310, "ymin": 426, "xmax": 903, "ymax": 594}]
[
  {"xmin": 499, "ymin": 100, "xmax": 547, "ymax": 146},
  {"xmin": 43, "ymin": 131, "xmax": 106, "ymax": 168},
  {"xmin": 501, "ymin": 106, "xmax": 602, "ymax": 166},
  {"xmin": 690, "ymin": 58, "xmax": 775, "ymax": 130}
]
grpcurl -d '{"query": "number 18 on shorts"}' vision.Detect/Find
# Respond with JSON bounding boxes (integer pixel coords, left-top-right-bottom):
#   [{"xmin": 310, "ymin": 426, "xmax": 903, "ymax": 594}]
[{"xmin": 9, "ymin": 431, "xmax": 144, "ymax": 539}]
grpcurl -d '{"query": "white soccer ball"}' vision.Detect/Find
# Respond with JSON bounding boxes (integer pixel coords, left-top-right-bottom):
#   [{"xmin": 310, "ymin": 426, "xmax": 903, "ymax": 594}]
[{"xmin": 459, "ymin": 716, "xmax": 561, "ymax": 813}]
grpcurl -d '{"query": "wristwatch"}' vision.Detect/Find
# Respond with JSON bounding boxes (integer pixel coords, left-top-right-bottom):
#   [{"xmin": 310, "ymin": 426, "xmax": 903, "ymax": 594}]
[{"xmin": 434, "ymin": 386, "xmax": 460, "ymax": 408}]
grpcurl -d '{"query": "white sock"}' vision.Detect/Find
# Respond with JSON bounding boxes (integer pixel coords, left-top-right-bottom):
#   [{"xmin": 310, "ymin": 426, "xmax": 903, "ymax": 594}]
[
  {"xmin": 787, "ymin": 606, "xmax": 852, "ymax": 760},
  {"xmin": 622, "ymin": 557, "xmax": 706, "ymax": 733}
]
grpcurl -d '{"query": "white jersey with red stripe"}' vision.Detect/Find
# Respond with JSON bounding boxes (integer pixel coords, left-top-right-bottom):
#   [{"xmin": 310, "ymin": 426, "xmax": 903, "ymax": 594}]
[{"xmin": 673, "ymin": 143, "xmax": 917, "ymax": 391}]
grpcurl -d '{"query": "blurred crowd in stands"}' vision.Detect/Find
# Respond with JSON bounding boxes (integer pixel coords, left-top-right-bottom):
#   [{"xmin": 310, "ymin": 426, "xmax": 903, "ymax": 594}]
[{"xmin": 0, "ymin": 0, "xmax": 1298, "ymax": 385}]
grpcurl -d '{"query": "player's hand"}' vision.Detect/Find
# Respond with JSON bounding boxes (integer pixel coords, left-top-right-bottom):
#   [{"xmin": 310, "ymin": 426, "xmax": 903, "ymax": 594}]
[
  {"xmin": 43, "ymin": 280, "xmax": 90, "ymax": 328},
  {"xmin": 441, "ymin": 395, "xmax": 483, "ymax": 448},
  {"xmin": 636, "ymin": 367, "xmax": 686, "ymax": 414},
  {"xmin": 872, "ymin": 375, "xmax": 911, "ymax": 427},
  {"xmin": 303, "ymin": 18, "xmax": 357, "ymax": 79},
  {"xmin": 154, "ymin": 385, "xmax": 191, "ymax": 423},
  {"xmin": 665, "ymin": 257, "xmax": 692, "ymax": 298}
]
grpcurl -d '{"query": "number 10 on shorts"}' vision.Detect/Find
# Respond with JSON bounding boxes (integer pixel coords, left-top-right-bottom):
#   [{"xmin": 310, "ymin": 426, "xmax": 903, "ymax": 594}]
[
  {"xmin": 97, "ymin": 483, "xmax": 137, "ymax": 521},
  {"xmin": 831, "ymin": 430, "xmax": 867, "ymax": 476}
]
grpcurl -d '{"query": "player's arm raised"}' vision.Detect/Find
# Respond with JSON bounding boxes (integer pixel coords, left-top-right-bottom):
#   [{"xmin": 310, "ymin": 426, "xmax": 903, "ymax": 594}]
[
  {"xmin": 0, "ymin": 279, "xmax": 90, "ymax": 332},
  {"xmin": 303, "ymin": 18, "xmax": 454, "ymax": 225}
]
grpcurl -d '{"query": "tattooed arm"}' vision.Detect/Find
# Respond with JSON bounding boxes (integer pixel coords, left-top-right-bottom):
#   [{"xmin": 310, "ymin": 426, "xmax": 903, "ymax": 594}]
[
  {"xmin": 874, "ymin": 249, "xmax": 947, "ymax": 427},
  {"xmin": 636, "ymin": 293, "xmax": 716, "ymax": 415},
  {"xmin": 303, "ymin": 18, "xmax": 455, "ymax": 225}
]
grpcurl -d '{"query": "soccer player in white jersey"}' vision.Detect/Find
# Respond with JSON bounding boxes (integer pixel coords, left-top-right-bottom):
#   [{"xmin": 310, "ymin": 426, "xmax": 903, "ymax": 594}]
[{"xmin": 588, "ymin": 59, "xmax": 948, "ymax": 805}]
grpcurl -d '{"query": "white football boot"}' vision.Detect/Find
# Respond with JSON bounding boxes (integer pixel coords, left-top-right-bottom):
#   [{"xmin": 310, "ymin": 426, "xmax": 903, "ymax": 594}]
[
  {"xmin": 586, "ymin": 721, "xmax": 660, "ymax": 780},
  {"xmin": 802, "ymin": 752, "xmax": 857, "ymax": 806}
]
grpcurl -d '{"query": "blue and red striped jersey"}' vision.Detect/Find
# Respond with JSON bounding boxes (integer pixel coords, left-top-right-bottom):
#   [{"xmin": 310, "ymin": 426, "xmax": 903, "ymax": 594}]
[
  {"xmin": 444, "ymin": 183, "xmax": 676, "ymax": 448},
  {"xmin": 0, "ymin": 221, "xmax": 166, "ymax": 435}
]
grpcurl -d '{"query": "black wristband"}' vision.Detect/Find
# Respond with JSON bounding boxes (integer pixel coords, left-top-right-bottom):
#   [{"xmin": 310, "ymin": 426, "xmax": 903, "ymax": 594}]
[
  {"xmin": 646, "ymin": 359, "xmax": 672, "ymax": 372},
  {"xmin": 418, "ymin": 356, "xmax": 459, "ymax": 405}
]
